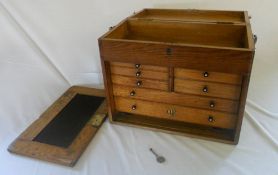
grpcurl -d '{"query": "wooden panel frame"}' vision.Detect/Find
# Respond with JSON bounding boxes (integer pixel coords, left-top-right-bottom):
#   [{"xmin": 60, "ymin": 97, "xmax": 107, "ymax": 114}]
[
  {"xmin": 125, "ymin": 19, "xmax": 248, "ymax": 49},
  {"xmin": 100, "ymin": 39, "xmax": 254, "ymax": 74},
  {"xmin": 8, "ymin": 86, "xmax": 107, "ymax": 166},
  {"xmin": 131, "ymin": 9, "xmax": 247, "ymax": 24}
]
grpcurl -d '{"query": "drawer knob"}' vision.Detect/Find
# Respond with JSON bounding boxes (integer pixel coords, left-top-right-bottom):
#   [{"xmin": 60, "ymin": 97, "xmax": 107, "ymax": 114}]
[
  {"xmin": 136, "ymin": 80, "xmax": 142, "ymax": 86},
  {"xmin": 209, "ymin": 101, "xmax": 215, "ymax": 108},
  {"xmin": 135, "ymin": 64, "xmax": 141, "ymax": 69},
  {"xmin": 208, "ymin": 116, "xmax": 214, "ymax": 122},
  {"xmin": 131, "ymin": 105, "xmax": 136, "ymax": 110},
  {"xmin": 166, "ymin": 48, "xmax": 172, "ymax": 55},
  {"xmin": 203, "ymin": 86, "xmax": 208, "ymax": 93},
  {"xmin": 136, "ymin": 71, "xmax": 141, "ymax": 77},
  {"xmin": 130, "ymin": 90, "xmax": 136, "ymax": 96},
  {"xmin": 167, "ymin": 108, "xmax": 176, "ymax": 116},
  {"xmin": 203, "ymin": 72, "xmax": 209, "ymax": 77}
]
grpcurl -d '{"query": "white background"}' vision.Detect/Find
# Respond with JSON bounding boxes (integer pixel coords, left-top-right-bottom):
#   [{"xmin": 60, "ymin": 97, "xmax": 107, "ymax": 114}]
[{"xmin": 0, "ymin": 0, "xmax": 278, "ymax": 175}]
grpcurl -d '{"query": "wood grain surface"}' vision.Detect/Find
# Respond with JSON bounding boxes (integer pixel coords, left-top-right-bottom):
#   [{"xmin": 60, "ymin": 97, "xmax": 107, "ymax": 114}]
[
  {"xmin": 115, "ymin": 97, "xmax": 236, "ymax": 129},
  {"xmin": 113, "ymin": 85, "xmax": 239, "ymax": 113},
  {"xmin": 8, "ymin": 86, "xmax": 107, "ymax": 166},
  {"xmin": 111, "ymin": 75, "xmax": 169, "ymax": 91},
  {"xmin": 131, "ymin": 9, "xmax": 246, "ymax": 24},
  {"xmin": 110, "ymin": 62, "xmax": 168, "ymax": 72},
  {"xmin": 101, "ymin": 40, "xmax": 253, "ymax": 74},
  {"xmin": 175, "ymin": 68, "xmax": 242, "ymax": 85},
  {"xmin": 111, "ymin": 64, "xmax": 169, "ymax": 81},
  {"xmin": 175, "ymin": 79, "xmax": 242, "ymax": 100}
]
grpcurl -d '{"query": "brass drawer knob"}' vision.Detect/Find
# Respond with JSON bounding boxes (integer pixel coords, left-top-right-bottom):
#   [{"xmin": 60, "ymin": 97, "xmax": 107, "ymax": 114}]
[
  {"xmin": 209, "ymin": 101, "xmax": 215, "ymax": 108},
  {"xmin": 203, "ymin": 72, "xmax": 209, "ymax": 77},
  {"xmin": 130, "ymin": 90, "xmax": 136, "ymax": 96},
  {"xmin": 203, "ymin": 86, "xmax": 208, "ymax": 93},
  {"xmin": 208, "ymin": 116, "xmax": 214, "ymax": 122},
  {"xmin": 135, "ymin": 64, "xmax": 141, "ymax": 69},
  {"xmin": 136, "ymin": 71, "xmax": 141, "ymax": 77},
  {"xmin": 131, "ymin": 105, "xmax": 136, "ymax": 110},
  {"xmin": 167, "ymin": 108, "xmax": 176, "ymax": 116},
  {"xmin": 136, "ymin": 80, "xmax": 142, "ymax": 86}
]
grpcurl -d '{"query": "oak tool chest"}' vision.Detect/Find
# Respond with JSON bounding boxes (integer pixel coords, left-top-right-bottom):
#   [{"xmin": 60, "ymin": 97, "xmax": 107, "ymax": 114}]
[{"xmin": 99, "ymin": 9, "xmax": 256, "ymax": 144}]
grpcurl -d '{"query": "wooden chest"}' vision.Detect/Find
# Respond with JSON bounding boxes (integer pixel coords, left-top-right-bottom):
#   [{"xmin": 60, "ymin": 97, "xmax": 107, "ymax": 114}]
[{"xmin": 99, "ymin": 9, "xmax": 255, "ymax": 144}]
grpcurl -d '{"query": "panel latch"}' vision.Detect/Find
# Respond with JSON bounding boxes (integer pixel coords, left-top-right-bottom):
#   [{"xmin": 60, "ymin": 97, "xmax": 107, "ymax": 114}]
[{"xmin": 90, "ymin": 114, "xmax": 106, "ymax": 127}]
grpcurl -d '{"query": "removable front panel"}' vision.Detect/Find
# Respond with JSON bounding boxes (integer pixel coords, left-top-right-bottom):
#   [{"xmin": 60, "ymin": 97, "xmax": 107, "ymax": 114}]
[{"xmin": 8, "ymin": 86, "xmax": 107, "ymax": 166}]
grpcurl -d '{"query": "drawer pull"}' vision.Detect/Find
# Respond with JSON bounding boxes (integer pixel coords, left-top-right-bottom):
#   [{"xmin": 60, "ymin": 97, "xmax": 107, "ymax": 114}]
[
  {"xmin": 167, "ymin": 108, "xmax": 176, "ymax": 116},
  {"xmin": 203, "ymin": 72, "xmax": 209, "ymax": 77},
  {"xmin": 209, "ymin": 101, "xmax": 215, "ymax": 108},
  {"xmin": 136, "ymin": 71, "xmax": 141, "ymax": 77},
  {"xmin": 203, "ymin": 86, "xmax": 208, "ymax": 93},
  {"xmin": 131, "ymin": 105, "xmax": 137, "ymax": 110},
  {"xmin": 166, "ymin": 48, "xmax": 172, "ymax": 55},
  {"xmin": 136, "ymin": 80, "xmax": 142, "ymax": 86},
  {"xmin": 135, "ymin": 64, "xmax": 141, "ymax": 69},
  {"xmin": 130, "ymin": 90, "xmax": 136, "ymax": 96},
  {"xmin": 208, "ymin": 116, "xmax": 214, "ymax": 122}
]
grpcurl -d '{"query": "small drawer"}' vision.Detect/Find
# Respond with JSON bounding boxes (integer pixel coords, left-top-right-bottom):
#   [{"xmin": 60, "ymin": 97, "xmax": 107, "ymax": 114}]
[
  {"xmin": 112, "ymin": 75, "xmax": 168, "ymax": 91},
  {"xmin": 175, "ymin": 68, "xmax": 242, "ymax": 85},
  {"xmin": 113, "ymin": 85, "xmax": 239, "ymax": 113},
  {"xmin": 111, "ymin": 65, "xmax": 168, "ymax": 81},
  {"xmin": 175, "ymin": 79, "xmax": 241, "ymax": 100},
  {"xmin": 114, "ymin": 97, "xmax": 236, "ymax": 129},
  {"xmin": 110, "ymin": 62, "xmax": 168, "ymax": 72}
]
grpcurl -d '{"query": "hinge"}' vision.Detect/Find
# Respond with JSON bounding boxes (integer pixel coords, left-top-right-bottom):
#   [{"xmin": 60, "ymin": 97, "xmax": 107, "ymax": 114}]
[{"xmin": 89, "ymin": 113, "xmax": 106, "ymax": 127}]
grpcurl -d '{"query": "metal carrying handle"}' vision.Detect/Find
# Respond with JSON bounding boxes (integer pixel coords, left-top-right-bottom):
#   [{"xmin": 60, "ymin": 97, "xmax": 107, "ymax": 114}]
[{"xmin": 253, "ymin": 34, "xmax": 257, "ymax": 45}]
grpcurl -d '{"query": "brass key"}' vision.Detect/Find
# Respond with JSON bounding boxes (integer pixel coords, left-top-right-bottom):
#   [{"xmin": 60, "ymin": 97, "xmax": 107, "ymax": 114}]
[{"xmin": 149, "ymin": 148, "xmax": 166, "ymax": 163}]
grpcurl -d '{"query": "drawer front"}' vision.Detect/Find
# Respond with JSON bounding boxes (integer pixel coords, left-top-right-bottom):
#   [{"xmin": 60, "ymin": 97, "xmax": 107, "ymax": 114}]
[
  {"xmin": 175, "ymin": 68, "xmax": 242, "ymax": 85},
  {"xmin": 111, "ymin": 65, "xmax": 168, "ymax": 81},
  {"xmin": 115, "ymin": 97, "xmax": 236, "ymax": 129},
  {"xmin": 175, "ymin": 79, "xmax": 241, "ymax": 100},
  {"xmin": 112, "ymin": 75, "xmax": 168, "ymax": 91},
  {"xmin": 113, "ymin": 85, "xmax": 238, "ymax": 113},
  {"xmin": 110, "ymin": 62, "xmax": 168, "ymax": 72}
]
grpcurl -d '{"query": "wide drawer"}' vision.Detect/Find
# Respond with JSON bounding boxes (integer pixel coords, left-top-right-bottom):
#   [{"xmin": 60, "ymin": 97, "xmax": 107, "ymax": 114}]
[
  {"xmin": 174, "ymin": 79, "xmax": 241, "ymax": 100},
  {"xmin": 114, "ymin": 97, "xmax": 236, "ymax": 129},
  {"xmin": 110, "ymin": 62, "xmax": 168, "ymax": 72},
  {"xmin": 175, "ymin": 68, "xmax": 242, "ymax": 85},
  {"xmin": 113, "ymin": 85, "xmax": 238, "ymax": 113},
  {"xmin": 111, "ymin": 75, "xmax": 168, "ymax": 91},
  {"xmin": 111, "ymin": 65, "xmax": 168, "ymax": 81}
]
